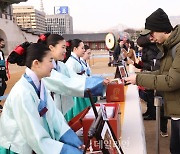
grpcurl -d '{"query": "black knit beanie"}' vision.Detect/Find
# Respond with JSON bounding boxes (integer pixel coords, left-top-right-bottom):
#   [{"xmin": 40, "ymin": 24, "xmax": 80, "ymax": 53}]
[{"xmin": 145, "ymin": 8, "xmax": 173, "ymax": 32}]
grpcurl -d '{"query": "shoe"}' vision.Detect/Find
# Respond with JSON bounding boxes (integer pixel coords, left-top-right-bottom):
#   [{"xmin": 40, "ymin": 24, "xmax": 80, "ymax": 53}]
[
  {"xmin": 160, "ymin": 131, "xmax": 168, "ymax": 137},
  {"xmin": 144, "ymin": 115, "xmax": 156, "ymax": 120}
]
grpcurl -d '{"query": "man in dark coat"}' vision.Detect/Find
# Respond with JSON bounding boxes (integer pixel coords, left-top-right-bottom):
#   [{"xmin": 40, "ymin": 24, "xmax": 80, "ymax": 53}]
[
  {"xmin": 113, "ymin": 38, "xmax": 127, "ymax": 66},
  {"xmin": 135, "ymin": 35, "xmax": 160, "ymax": 120},
  {"xmin": 125, "ymin": 8, "xmax": 180, "ymax": 153}
]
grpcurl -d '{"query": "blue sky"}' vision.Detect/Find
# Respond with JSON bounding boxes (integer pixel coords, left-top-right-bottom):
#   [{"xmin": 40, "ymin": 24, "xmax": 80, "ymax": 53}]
[{"xmin": 14, "ymin": 0, "xmax": 180, "ymax": 32}]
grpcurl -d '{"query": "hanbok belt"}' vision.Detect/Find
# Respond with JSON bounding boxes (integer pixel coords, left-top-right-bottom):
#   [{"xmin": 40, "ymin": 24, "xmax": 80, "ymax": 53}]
[{"xmin": 77, "ymin": 70, "xmax": 85, "ymax": 75}]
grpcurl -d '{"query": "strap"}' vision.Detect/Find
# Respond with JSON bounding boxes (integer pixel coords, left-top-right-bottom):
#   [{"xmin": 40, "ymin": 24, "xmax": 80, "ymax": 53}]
[
  {"xmin": 24, "ymin": 73, "xmax": 52, "ymax": 137},
  {"xmin": 81, "ymin": 60, "xmax": 91, "ymax": 76},
  {"xmin": 24, "ymin": 73, "xmax": 40, "ymax": 97},
  {"xmin": 54, "ymin": 61, "xmax": 61, "ymax": 72},
  {"xmin": 171, "ymin": 42, "xmax": 180, "ymax": 59},
  {"xmin": 70, "ymin": 55, "xmax": 85, "ymax": 73},
  {"xmin": 71, "ymin": 55, "xmax": 82, "ymax": 65},
  {"xmin": 24, "ymin": 73, "xmax": 48, "ymax": 117},
  {"xmin": 81, "ymin": 59, "xmax": 87, "ymax": 67}
]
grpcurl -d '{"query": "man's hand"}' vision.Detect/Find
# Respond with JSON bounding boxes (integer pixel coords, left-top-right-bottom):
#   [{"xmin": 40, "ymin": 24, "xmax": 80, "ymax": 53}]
[
  {"xmin": 78, "ymin": 145, "xmax": 85, "ymax": 150},
  {"xmin": 125, "ymin": 74, "xmax": 137, "ymax": 85},
  {"xmin": 103, "ymin": 78, "xmax": 110, "ymax": 85}
]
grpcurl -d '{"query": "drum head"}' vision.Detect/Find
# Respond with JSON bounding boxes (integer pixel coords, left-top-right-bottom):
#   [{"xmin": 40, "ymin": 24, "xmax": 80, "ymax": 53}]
[{"xmin": 105, "ymin": 33, "xmax": 116, "ymax": 50}]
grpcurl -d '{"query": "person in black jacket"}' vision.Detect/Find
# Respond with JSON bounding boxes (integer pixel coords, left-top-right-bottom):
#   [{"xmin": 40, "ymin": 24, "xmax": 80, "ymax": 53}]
[
  {"xmin": 113, "ymin": 38, "xmax": 128, "ymax": 66},
  {"xmin": 0, "ymin": 38, "xmax": 8, "ymax": 109},
  {"xmin": 135, "ymin": 35, "xmax": 159, "ymax": 71},
  {"xmin": 131, "ymin": 35, "xmax": 169, "ymax": 136},
  {"xmin": 135, "ymin": 35, "xmax": 160, "ymax": 120}
]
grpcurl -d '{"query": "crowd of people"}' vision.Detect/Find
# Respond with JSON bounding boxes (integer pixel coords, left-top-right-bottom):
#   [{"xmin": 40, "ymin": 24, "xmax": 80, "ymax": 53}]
[
  {"xmin": 0, "ymin": 7, "xmax": 179, "ymax": 154},
  {"xmin": 126, "ymin": 8, "xmax": 180, "ymax": 154}
]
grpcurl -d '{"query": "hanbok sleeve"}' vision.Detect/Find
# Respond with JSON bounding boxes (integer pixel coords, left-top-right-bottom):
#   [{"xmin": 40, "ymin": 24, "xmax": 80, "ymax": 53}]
[
  {"xmin": 11, "ymin": 88, "xmax": 83, "ymax": 154},
  {"xmin": 11, "ymin": 91, "xmax": 63, "ymax": 154},
  {"xmin": 43, "ymin": 69, "xmax": 86, "ymax": 97},
  {"xmin": 48, "ymin": 95, "xmax": 83, "ymax": 153},
  {"xmin": 84, "ymin": 76, "xmax": 105, "ymax": 97},
  {"xmin": 43, "ymin": 70, "xmax": 105, "ymax": 98}
]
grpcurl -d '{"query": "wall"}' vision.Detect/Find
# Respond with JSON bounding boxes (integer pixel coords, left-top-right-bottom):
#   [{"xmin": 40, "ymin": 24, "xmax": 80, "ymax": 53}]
[{"xmin": 0, "ymin": 18, "xmax": 38, "ymax": 55}]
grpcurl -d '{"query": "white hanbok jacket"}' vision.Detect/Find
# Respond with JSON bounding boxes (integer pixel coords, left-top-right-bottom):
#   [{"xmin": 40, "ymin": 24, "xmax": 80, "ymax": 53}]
[
  {"xmin": 43, "ymin": 61, "xmax": 86, "ymax": 115},
  {"xmin": 0, "ymin": 75, "xmax": 83, "ymax": 154},
  {"xmin": 43, "ymin": 60, "xmax": 105, "ymax": 115},
  {"xmin": 66, "ymin": 52, "xmax": 86, "ymax": 76}
]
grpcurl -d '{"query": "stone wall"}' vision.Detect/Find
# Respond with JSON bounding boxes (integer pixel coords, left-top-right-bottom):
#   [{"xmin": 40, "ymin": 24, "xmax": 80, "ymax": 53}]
[{"xmin": 0, "ymin": 18, "xmax": 38, "ymax": 55}]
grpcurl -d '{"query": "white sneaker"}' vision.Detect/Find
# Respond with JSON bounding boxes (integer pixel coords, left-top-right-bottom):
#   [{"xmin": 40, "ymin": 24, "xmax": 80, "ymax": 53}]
[{"xmin": 160, "ymin": 131, "xmax": 168, "ymax": 137}]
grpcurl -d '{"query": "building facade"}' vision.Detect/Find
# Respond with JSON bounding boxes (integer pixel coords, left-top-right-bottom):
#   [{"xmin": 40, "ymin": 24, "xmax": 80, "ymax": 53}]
[
  {"xmin": 62, "ymin": 33, "xmax": 108, "ymax": 50},
  {"xmin": 46, "ymin": 14, "xmax": 73, "ymax": 35},
  {"xmin": 46, "ymin": 6, "xmax": 73, "ymax": 35},
  {"xmin": 0, "ymin": 1, "xmax": 38, "ymax": 54},
  {"xmin": 13, "ymin": 6, "xmax": 46, "ymax": 34},
  {"xmin": 0, "ymin": 5, "xmax": 13, "ymax": 21}
]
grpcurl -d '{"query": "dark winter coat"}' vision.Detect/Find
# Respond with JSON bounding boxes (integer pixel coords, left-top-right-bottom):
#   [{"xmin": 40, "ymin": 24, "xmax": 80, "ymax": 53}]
[
  {"xmin": 141, "ymin": 44, "xmax": 160, "ymax": 71},
  {"xmin": 136, "ymin": 25, "xmax": 180, "ymax": 117}
]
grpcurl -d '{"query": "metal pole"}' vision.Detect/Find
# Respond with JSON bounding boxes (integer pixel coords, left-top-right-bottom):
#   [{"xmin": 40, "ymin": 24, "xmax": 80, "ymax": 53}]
[{"xmin": 154, "ymin": 96, "xmax": 162, "ymax": 154}]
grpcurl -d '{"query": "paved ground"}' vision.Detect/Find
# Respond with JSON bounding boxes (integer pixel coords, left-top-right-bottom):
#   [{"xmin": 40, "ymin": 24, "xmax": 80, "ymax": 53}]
[{"xmin": 1, "ymin": 51, "xmax": 171, "ymax": 154}]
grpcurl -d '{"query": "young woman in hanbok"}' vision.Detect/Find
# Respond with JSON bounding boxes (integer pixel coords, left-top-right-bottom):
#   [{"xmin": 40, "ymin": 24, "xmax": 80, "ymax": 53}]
[
  {"xmin": 81, "ymin": 45, "xmax": 91, "ymax": 77},
  {"xmin": 38, "ymin": 34, "xmax": 109, "ymax": 121},
  {"xmin": 0, "ymin": 43, "xmax": 84, "ymax": 154},
  {"xmin": 65, "ymin": 40, "xmax": 100, "ymax": 119}
]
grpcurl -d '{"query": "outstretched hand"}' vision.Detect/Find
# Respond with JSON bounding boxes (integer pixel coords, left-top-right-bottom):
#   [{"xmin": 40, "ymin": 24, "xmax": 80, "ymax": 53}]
[
  {"xmin": 124, "ymin": 74, "xmax": 137, "ymax": 85},
  {"xmin": 78, "ymin": 145, "xmax": 85, "ymax": 150},
  {"xmin": 127, "ymin": 58, "xmax": 134, "ymax": 65},
  {"xmin": 103, "ymin": 78, "xmax": 110, "ymax": 85}
]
